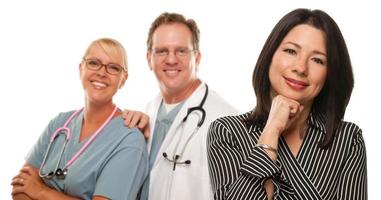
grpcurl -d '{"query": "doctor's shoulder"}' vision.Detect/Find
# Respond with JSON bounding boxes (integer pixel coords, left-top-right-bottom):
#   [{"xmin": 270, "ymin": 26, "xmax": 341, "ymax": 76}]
[
  {"xmin": 205, "ymin": 89, "xmax": 240, "ymax": 117},
  {"xmin": 144, "ymin": 93, "xmax": 162, "ymax": 113}
]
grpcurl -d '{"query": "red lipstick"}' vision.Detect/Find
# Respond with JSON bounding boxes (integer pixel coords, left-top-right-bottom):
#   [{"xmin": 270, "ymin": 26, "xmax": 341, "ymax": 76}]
[{"xmin": 284, "ymin": 77, "xmax": 309, "ymax": 90}]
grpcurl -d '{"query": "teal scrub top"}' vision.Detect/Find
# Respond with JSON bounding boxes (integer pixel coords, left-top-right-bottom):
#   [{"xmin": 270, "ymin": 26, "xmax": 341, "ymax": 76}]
[
  {"xmin": 26, "ymin": 110, "xmax": 149, "ymax": 200},
  {"xmin": 149, "ymin": 101, "xmax": 184, "ymax": 169},
  {"xmin": 139, "ymin": 101, "xmax": 184, "ymax": 200}
]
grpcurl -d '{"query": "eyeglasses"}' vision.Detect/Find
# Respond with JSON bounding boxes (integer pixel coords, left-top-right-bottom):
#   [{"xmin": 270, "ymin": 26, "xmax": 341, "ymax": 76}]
[
  {"xmin": 150, "ymin": 47, "xmax": 195, "ymax": 60},
  {"xmin": 83, "ymin": 58, "xmax": 125, "ymax": 75}
]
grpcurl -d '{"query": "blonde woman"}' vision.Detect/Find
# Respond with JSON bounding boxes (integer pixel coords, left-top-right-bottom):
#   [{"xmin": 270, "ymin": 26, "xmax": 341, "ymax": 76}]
[{"xmin": 11, "ymin": 38, "xmax": 148, "ymax": 200}]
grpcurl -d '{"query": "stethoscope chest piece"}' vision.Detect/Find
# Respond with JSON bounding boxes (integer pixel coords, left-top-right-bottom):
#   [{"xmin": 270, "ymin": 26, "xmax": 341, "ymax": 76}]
[
  {"xmin": 39, "ymin": 128, "xmax": 71, "ymax": 179},
  {"xmin": 55, "ymin": 168, "xmax": 67, "ymax": 179}
]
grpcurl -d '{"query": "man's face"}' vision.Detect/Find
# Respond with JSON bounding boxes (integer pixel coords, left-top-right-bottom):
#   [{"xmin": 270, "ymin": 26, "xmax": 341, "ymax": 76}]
[{"xmin": 147, "ymin": 23, "xmax": 201, "ymax": 98}]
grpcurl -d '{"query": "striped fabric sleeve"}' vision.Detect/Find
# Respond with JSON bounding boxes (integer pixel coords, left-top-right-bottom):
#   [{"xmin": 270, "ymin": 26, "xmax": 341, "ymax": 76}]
[
  {"xmin": 208, "ymin": 119, "xmax": 278, "ymax": 200},
  {"xmin": 336, "ymin": 127, "xmax": 367, "ymax": 200},
  {"xmin": 241, "ymin": 146, "xmax": 282, "ymax": 179}
]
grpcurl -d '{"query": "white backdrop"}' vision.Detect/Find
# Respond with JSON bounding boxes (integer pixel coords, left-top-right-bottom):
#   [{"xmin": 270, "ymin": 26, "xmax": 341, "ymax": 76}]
[{"xmin": 1, "ymin": 0, "xmax": 379, "ymax": 199}]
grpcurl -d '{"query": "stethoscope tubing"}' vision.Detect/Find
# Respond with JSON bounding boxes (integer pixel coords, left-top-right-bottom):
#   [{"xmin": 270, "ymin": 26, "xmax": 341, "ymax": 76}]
[
  {"xmin": 163, "ymin": 84, "xmax": 208, "ymax": 168},
  {"xmin": 39, "ymin": 106, "xmax": 117, "ymax": 179}
]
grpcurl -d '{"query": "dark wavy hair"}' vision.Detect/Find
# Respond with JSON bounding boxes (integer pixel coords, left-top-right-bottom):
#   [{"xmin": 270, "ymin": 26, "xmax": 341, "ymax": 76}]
[{"xmin": 246, "ymin": 8, "xmax": 354, "ymax": 148}]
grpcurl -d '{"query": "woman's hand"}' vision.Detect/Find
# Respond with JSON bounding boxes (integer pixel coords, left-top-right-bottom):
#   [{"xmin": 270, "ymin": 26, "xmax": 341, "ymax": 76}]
[
  {"xmin": 12, "ymin": 165, "xmax": 82, "ymax": 200},
  {"xmin": 11, "ymin": 166, "xmax": 46, "ymax": 200},
  {"xmin": 265, "ymin": 95, "xmax": 304, "ymax": 136},
  {"xmin": 258, "ymin": 95, "xmax": 304, "ymax": 159},
  {"xmin": 259, "ymin": 95, "xmax": 304, "ymax": 199}
]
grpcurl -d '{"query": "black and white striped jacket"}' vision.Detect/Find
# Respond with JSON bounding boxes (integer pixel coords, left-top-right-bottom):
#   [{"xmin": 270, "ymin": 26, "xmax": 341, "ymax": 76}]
[{"xmin": 207, "ymin": 113, "xmax": 367, "ymax": 200}]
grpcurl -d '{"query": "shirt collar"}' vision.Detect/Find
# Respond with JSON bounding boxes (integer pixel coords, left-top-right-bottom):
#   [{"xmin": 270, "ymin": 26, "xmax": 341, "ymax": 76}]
[{"xmin": 307, "ymin": 112, "xmax": 327, "ymax": 134}]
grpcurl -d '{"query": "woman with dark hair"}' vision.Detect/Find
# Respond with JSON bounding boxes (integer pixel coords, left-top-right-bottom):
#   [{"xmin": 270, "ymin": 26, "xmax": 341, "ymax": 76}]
[{"xmin": 207, "ymin": 8, "xmax": 367, "ymax": 200}]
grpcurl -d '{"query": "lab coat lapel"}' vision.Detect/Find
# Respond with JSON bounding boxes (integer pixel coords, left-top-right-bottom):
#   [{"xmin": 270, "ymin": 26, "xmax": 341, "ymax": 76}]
[{"xmin": 146, "ymin": 94, "xmax": 162, "ymax": 153}]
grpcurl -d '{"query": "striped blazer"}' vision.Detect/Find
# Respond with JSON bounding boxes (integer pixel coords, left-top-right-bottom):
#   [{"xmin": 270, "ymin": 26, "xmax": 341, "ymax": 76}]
[{"xmin": 207, "ymin": 113, "xmax": 367, "ymax": 200}]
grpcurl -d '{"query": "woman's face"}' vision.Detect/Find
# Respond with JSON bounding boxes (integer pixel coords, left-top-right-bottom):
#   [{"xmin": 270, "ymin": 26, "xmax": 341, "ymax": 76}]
[
  {"xmin": 80, "ymin": 43, "xmax": 127, "ymax": 105},
  {"xmin": 269, "ymin": 24, "xmax": 327, "ymax": 106}
]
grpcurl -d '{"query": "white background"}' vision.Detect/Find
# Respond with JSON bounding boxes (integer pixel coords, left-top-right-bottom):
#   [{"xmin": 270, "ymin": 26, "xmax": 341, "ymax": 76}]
[{"xmin": 0, "ymin": 0, "xmax": 379, "ymax": 199}]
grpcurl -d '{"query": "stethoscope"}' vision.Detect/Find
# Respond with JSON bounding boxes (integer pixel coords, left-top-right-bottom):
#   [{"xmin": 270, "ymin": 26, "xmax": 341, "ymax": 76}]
[
  {"xmin": 162, "ymin": 84, "xmax": 208, "ymax": 171},
  {"xmin": 39, "ymin": 106, "xmax": 118, "ymax": 179}
]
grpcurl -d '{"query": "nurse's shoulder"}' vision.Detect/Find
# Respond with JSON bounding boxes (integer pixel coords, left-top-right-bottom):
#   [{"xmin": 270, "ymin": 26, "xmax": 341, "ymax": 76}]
[{"xmin": 108, "ymin": 116, "xmax": 147, "ymax": 150}]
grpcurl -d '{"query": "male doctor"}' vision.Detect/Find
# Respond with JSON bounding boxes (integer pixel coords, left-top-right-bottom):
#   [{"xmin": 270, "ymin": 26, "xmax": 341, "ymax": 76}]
[{"xmin": 124, "ymin": 12, "xmax": 238, "ymax": 200}]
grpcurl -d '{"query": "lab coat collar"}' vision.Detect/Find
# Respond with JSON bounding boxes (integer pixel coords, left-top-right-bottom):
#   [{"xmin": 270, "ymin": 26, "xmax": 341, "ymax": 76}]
[{"xmin": 147, "ymin": 82, "xmax": 208, "ymax": 165}]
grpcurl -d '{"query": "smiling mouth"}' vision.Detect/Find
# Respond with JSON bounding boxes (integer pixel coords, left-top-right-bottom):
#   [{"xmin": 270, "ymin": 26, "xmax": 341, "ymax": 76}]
[
  {"xmin": 91, "ymin": 80, "xmax": 108, "ymax": 88},
  {"xmin": 164, "ymin": 69, "xmax": 181, "ymax": 72},
  {"xmin": 163, "ymin": 69, "xmax": 181, "ymax": 76},
  {"xmin": 284, "ymin": 77, "xmax": 309, "ymax": 89}
]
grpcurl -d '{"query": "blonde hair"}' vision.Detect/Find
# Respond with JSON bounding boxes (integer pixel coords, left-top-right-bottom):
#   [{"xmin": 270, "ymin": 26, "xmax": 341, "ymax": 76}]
[{"xmin": 83, "ymin": 38, "xmax": 128, "ymax": 72}]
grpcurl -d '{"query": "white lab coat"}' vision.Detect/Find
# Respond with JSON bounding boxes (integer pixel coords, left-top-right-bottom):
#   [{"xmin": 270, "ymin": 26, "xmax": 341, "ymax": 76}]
[{"xmin": 146, "ymin": 83, "xmax": 239, "ymax": 200}]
